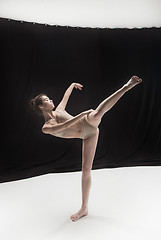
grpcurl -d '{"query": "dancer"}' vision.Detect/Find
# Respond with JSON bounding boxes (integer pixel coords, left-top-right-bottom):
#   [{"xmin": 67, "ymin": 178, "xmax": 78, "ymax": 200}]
[{"xmin": 30, "ymin": 75, "xmax": 142, "ymax": 221}]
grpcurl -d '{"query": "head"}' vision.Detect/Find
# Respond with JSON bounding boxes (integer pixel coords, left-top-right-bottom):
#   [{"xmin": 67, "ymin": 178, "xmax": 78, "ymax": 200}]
[{"xmin": 30, "ymin": 94, "xmax": 55, "ymax": 116}]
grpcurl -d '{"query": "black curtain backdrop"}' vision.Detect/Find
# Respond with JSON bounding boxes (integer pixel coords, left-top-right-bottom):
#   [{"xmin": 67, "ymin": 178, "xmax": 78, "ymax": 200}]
[{"xmin": 1, "ymin": 17, "xmax": 161, "ymax": 183}]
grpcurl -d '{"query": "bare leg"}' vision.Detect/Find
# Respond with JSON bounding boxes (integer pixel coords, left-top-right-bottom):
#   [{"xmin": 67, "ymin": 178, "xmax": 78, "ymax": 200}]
[
  {"xmin": 70, "ymin": 131, "xmax": 99, "ymax": 221},
  {"xmin": 70, "ymin": 76, "xmax": 142, "ymax": 222},
  {"xmin": 86, "ymin": 75, "xmax": 142, "ymax": 126}
]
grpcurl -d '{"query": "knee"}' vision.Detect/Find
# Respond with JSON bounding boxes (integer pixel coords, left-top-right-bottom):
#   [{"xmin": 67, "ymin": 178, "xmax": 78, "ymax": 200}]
[{"xmin": 82, "ymin": 167, "xmax": 91, "ymax": 175}]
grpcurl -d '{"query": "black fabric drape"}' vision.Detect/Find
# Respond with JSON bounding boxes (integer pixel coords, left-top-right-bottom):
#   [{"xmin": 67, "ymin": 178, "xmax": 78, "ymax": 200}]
[{"xmin": 1, "ymin": 17, "xmax": 161, "ymax": 183}]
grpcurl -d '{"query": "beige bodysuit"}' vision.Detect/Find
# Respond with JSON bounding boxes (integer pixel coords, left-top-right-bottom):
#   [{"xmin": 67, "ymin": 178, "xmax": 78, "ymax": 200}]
[{"xmin": 50, "ymin": 110, "xmax": 99, "ymax": 139}]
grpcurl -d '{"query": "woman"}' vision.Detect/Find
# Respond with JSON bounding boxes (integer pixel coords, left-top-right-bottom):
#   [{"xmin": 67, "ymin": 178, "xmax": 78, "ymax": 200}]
[{"xmin": 30, "ymin": 75, "xmax": 142, "ymax": 221}]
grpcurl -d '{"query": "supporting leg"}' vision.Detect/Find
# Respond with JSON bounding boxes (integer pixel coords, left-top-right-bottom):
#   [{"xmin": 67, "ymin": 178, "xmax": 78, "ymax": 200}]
[{"xmin": 70, "ymin": 131, "xmax": 99, "ymax": 222}]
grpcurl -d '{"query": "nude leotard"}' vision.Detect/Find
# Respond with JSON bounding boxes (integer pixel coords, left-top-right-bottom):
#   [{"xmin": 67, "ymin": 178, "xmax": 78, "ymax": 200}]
[
  {"xmin": 53, "ymin": 110, "xmax": 99, "ymax": 139},
  {"xmin": 53, "ymin": 110, "xmax": 73, "ymax": 138},
  {"xmin": 80, "ymin": 116, "xmax": 99, "ymax": 139}
]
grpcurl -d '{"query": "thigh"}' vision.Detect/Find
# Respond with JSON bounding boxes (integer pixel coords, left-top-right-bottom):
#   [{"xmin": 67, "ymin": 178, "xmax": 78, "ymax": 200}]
[
  {"xmin": 85, "ymin": 110, "xmax": 101, "ymax": 128},
  {"xmin": 82, "ymin": 131, "xmax": 99, "ymax": 171}
]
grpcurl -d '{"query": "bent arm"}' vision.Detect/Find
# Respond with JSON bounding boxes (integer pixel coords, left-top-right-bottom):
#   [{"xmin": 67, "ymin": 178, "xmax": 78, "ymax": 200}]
[
  {"xmin": 42, "ymin": 112, "xmax": 85, "ymax": 134},
  {"xmin": 56, "ymin": 83, "xmax": 74, "ymax": 110}
]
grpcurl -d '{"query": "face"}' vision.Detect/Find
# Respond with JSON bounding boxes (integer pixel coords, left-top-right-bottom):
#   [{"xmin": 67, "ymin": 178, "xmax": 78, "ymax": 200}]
[{"xmin": 39, "ymin": 95, "xmax": 55, "ymax": 111}]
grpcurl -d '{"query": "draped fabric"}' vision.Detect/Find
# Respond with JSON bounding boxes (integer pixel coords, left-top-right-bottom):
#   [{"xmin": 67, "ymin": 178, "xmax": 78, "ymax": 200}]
[{"xmin": 1, "ymin": 17, "xmax": 161, "ymax": 183}]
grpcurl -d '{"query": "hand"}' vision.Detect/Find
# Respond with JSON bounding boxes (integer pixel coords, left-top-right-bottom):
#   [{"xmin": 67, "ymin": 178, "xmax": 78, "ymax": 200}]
[{"xmin": 72, "ymin": 83, "xmax": 83, "ymax": 90}]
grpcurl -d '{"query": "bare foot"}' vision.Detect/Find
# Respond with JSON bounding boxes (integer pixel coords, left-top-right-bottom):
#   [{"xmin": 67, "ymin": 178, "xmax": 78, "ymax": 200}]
[
  {"xmin": 70, "ymin": 207, "xmax": 88, "ymax": 222},
  {"xmin": 124, "ymin": 75, "xmax": 142, "ymax": 90}
]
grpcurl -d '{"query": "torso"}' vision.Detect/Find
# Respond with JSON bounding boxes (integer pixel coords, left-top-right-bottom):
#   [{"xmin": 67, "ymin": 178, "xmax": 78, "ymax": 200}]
[{"xmin": 43, "ymin": 109, "xmax": 82, "ymax": 139}]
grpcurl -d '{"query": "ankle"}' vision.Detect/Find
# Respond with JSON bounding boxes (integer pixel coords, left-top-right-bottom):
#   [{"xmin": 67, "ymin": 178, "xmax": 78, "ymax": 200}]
[
  {"xmin": 122, "ymin": 85, "xmax": 129, "ymax": 92},
  {"xmin": 81, "ymin": 205, "xmax": 88, "ymax": 209}
]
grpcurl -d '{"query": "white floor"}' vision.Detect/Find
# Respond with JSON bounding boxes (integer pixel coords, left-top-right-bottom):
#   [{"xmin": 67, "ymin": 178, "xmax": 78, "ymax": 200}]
[{"xmin": 0, "ymin": 166, "xmax": 161, "ymax": 240}]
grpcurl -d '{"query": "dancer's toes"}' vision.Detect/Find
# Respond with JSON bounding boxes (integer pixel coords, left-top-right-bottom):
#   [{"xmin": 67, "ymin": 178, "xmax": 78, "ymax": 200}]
[
  {"xmin": 70, "ymin": 207, "xmax": 88, "ymax": 222},
  {"xmin": 131, "ymin": 75, "xmax": 142, "ymax": 84},
  {"xmin": 124, "ymin": 75, "xmax": 142, "ymax": 90}
]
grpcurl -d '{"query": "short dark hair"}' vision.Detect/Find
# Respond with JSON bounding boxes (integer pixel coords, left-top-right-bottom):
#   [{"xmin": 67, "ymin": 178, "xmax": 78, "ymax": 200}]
[{"xmin": 29, "ymin": 93, "xmax": 47, "ymax": 116}]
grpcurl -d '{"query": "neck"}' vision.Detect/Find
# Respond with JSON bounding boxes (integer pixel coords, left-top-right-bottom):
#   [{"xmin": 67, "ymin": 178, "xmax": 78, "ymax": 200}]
[{"xmin": 43, "ymin": 110, "xmax": 55, "ymax": 123}]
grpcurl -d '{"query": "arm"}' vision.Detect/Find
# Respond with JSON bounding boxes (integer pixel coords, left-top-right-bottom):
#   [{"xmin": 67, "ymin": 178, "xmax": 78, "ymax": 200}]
[
  {"xmin": 42, "ymin": 109, "xmax": 93, "ymax": 134},
  {"xmin": 56, "ymin": 83, "xmax": 83, "ymax": 110}
]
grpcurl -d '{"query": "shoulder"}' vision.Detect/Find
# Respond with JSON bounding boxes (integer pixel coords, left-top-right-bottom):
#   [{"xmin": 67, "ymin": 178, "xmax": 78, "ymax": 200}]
[
  {"xmin": 55, "ymin": 107, "xmax": 63, "ymax": 112},
  {"xmin": 55, "ymin": 108, "xmax": 68, "ymax": 114}
]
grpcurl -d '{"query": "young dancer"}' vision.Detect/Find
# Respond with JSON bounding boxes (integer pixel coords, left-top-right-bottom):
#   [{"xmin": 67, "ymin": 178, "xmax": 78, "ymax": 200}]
[{"xmin": 30, "ymin": 75, "xmax": 142, "ymax": 221}]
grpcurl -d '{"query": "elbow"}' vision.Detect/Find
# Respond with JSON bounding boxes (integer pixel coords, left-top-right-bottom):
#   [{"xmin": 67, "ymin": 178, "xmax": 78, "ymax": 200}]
[
  {"xmin": 42, "ymin": 127, "xmax": 49, "ymax": 134},
  {"xmin": 42, "ymin": 127, "xmax": 46, "ymax": 134}
]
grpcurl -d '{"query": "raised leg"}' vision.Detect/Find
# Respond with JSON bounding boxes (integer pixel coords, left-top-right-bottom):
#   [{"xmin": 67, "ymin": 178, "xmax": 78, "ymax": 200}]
[
  {"xmin": 86, "ymin": 75, "xmax": 142, "ymax": 127},
  {"xmin": 70, "ymin": 130, "xmax": 99, "ymax": 221},
  {"xmin": 70, "ymin": 75, "xmax": 142, "ymax": 222}
]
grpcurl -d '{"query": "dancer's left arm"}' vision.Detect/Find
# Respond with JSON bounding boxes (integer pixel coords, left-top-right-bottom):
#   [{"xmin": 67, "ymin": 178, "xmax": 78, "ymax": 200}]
[{"xmin": 56, "ymin": 83, "xmax": 83, "ymax": 110}]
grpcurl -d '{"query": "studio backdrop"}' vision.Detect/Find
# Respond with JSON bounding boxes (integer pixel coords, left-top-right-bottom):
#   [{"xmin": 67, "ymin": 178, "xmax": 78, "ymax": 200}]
[{"xmin": 1, "ymin": 17, "xmax": 161, "ymax": 183}]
